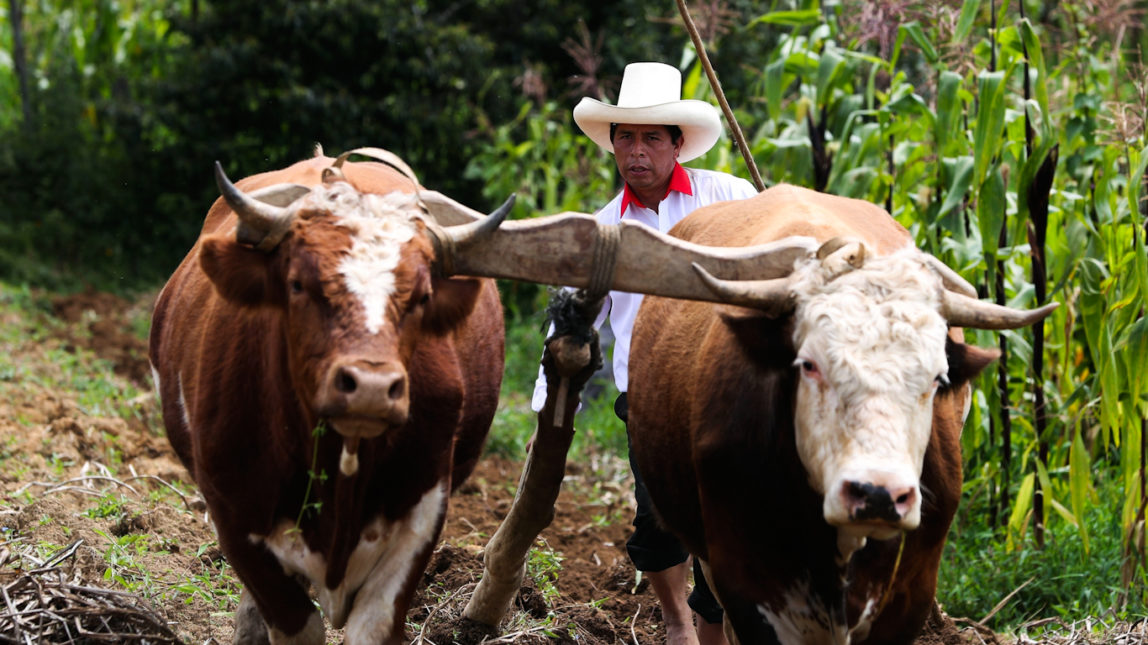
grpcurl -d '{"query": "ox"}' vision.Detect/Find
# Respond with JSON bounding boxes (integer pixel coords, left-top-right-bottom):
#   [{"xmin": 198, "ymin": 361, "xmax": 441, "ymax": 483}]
[
  {"xmin": 626, "ymin": 184, "xmax": 1057, "ymax": 645},
  {"xmin": 149, "ymin": 149, "xmax": 510, "ymax": 644}
]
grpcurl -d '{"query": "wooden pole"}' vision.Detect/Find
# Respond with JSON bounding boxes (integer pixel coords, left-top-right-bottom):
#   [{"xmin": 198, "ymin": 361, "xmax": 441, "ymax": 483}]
[{"xmin": 675, "ymin": 0, "xmax": 765, "ymax": 192}]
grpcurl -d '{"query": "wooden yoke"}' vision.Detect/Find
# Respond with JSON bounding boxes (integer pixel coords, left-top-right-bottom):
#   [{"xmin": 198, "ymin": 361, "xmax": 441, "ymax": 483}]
[{"xmin": 463, "ymin": 290, "xmax": 604, "ymax": 628}]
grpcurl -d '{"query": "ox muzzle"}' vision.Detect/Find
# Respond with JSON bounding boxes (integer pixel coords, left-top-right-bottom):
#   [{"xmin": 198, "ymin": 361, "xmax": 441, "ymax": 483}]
[
  {"xmin": 315, "ymin": 358, "xmax": 410, "ymax": 476},
  {"xmin": 825, "ymin": 467, "xmax": 920, "ymax": 541}
]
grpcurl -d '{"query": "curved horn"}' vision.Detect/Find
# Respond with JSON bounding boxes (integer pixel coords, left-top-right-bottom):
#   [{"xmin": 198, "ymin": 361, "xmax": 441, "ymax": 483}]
[
  {"xmin": 692, "ymin": 263, "xmax": 798, "ymax": 316},
  {"xmin": 445, "ymin": 194, "xmax": 515, "ymax": 245},
  {"xmin": 941, "ymin": 291, "xmax": 1059, "ymax": 330},
  {"xmin": 214, "ymin": 161, "xmax": 296, "ymax": 251},
  {"xmin": 419, "ymin": 190, "xmax": 486, "ymax": 226},
  {"xmin": 923, "ymin": 256, "xmax": 978, "ymax": 298},
  {"xmin": 428, "ymin": 194, "xmax": 515, "ymax": 276}
]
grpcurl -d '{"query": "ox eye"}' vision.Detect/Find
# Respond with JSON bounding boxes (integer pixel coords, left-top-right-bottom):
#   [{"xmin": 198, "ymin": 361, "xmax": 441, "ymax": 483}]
[
  {"xmin": 418, "ymin": 292, "xmax": 430, "ymax": 306},
  {"xmin": 796, "ymin": 358, "xmax": 820, "ymax": 377},
  {"xmin": 934, "ymin": 374, "xmax": 950, "ymax": 388},
  {"xmin": 290, "ymin": 279, "xmax": 304, "ymax": 295}
]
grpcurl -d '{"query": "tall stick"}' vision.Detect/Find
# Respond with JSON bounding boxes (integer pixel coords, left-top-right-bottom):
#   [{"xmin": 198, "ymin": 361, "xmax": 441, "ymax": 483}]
[{"xmin": 676, "ymin": 0, "xmax": 765, "ymax": 192}]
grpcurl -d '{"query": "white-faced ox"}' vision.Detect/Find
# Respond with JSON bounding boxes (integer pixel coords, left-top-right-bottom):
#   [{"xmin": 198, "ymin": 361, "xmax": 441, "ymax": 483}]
[
  {"xmin": 149, "ymin": 150, "xmax": 512, "ymax": 644},
  {"xmin": 626, "ymin": 184, "xmax": 1056, "ymax": 645}
]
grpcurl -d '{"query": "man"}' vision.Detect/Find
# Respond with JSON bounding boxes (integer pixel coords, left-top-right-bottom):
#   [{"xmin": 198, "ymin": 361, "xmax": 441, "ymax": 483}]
[{"xmin": 531, "ymin": 61, "xmax": 756, "ymax": 645}]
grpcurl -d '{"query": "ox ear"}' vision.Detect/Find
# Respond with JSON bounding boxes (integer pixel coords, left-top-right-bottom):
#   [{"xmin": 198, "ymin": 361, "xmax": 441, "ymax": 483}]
[
  {"xmin": 423, "ymin": 277, "xmax": 483, "ymax": 335},
  {"xmin": 199, "ymin": 236, "xmax": 280, "ymax": 306},
  {"xmin": 944, "ymin": 336, "xmax": 1001, "ymax": 388},
  {"xmin": 718, "ymin": 305, "xmax": 795, "ymax": 369}
]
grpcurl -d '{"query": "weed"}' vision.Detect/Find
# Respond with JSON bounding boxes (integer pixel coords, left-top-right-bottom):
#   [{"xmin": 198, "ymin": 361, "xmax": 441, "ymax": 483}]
[
  {"xmin": 95, "ymin": 529, "xmax": 154, "ymax": 594},
  {"xmin": 526, "ymin": 539, "xmax": 564, "ymax": 604},
  {"xmin": 84, "ymin": 493, "xmax": 129, "ymax": 522},
  {"xmin": 293, "ymin": 419, "xmax": 329, "ymax": 531},
  {"xmin": 170, "ymin": 565, "xmax": 241, "ymax": 610}
]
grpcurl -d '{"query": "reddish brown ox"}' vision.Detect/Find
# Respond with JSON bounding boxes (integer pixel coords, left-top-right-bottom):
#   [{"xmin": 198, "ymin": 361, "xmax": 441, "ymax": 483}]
[
  {"xmin": 627, "ymin": 184, "xmax": 1056, "ymax": 645},
  {"xmin": 149, "ymin": 150, "xmax": 508, "ymax": 644}
]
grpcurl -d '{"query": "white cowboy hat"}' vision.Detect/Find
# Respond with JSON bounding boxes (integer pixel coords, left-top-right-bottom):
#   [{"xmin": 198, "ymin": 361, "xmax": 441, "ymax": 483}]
[{"xmin": 573, "ymin": 62, "xmax": 722, "ymax": 163}]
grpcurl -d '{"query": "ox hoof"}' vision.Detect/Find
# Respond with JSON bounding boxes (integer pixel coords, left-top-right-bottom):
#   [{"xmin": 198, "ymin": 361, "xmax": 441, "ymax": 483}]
[{"xmin": 233, "ymin": 590, "xmax": 270, "ymax": 645}]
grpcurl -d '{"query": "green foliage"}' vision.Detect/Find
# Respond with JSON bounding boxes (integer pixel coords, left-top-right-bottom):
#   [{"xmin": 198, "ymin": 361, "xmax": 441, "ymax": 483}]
[
  {"xmin": 0, "ymin": 0, "xmax": 700, "ymax": 289},
  {"xmin": 940, "ymin": 472, "xmax": 1144, "ymax": 627},
  {"xmin": 526, "ymin": 539, "xmax": 564, "ymax": 604},
  {"xmin": 0, "ymin": 282, "xmax": 143, "ymax": 423},
  {"xmin": 84, "ymin": 494, "xmax": 130, "ymax": 521},
  {"xmin": 96, "ymin": 528, "xmax": 157, "ymax": 593},
  {"xmin": 0, "ymin": 0, "xmax": 191, "ymax": 290},
  {"xmin": 170, "ymin": 547, "xmax": 242, "ymax": 609},
  {"xmin": 293, "ymin": 419, "xmax": 329, "ymax": 530}
]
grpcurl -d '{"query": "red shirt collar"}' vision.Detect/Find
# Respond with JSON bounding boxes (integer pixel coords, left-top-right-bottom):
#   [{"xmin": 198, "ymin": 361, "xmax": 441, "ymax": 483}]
[{"xmin": 620, "ymin": 163, "xmax": 693, "ymax": 217}]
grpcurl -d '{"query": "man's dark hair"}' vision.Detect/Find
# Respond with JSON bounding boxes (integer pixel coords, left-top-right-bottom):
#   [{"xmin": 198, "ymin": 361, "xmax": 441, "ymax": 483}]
[{"xmin": 609, "ymin": 123, "xmax": 683, "ymax": 144}]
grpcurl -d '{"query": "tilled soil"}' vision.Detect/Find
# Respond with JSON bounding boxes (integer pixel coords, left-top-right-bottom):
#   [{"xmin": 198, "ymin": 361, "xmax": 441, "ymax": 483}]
[{"xmin": 0, "ymin": 289, "xmax": 1127, "ymax": 644}]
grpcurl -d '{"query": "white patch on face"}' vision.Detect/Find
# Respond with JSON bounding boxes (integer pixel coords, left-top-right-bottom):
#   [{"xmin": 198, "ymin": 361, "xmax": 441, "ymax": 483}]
[
  {"xmin": 789, "ymin": 249, "xmax": 950, "ymax": 531},
  {"xmin": 298, "ymin": 185, "xmax": 420, "ymax": 335},
  {"xmin": 253, "ymin": 480, "xmax": 449, "ymax": 640},
  {"xmin": 757, "ymin": 579, "xmax": 850, "ymax": 645}
]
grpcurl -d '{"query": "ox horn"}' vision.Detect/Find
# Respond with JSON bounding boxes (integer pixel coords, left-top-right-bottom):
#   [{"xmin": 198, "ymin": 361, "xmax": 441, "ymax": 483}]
[
  {"xmin": 214, "ymin": 161, "xmax": 299, "ymax": 251},
  {"xmin": 940, "ymin": 291, "xmax": 1059, "ymax": 330},
  {"xmin": 692, "ymin": 263, "xmax": 798, "ymax": 316},
  {"xmin": 426, "ymin": 194, "xmax": 516, "ymax": 277},
  {"xmin": 924, "ymin": 256, "xmax": 978, "ymax": 298}
]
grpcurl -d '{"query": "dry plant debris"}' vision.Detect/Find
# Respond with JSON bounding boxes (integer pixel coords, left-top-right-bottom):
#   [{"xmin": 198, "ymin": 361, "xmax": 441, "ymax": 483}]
[{"xmin": 0, "ymin": 541, "xmax": 180, "ymax": 644}]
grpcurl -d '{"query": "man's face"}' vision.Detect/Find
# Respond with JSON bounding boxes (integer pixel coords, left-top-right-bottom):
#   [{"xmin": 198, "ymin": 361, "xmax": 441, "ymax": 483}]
[{"xmin": 611, "ymin": 124, "xmax": 683, "ymax": 196}]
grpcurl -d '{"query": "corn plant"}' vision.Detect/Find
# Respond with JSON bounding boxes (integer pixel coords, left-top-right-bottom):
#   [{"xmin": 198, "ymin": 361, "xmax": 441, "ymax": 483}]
[{"xmin": 732, "ymin": 0, "xmax": 1147, "ymax": 622}]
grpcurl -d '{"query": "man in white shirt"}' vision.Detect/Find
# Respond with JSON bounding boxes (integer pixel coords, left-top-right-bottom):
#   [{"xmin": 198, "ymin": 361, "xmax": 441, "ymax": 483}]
[{"xmin": 531, "ymin": 62, "xmax": 756, "ymax": 645}]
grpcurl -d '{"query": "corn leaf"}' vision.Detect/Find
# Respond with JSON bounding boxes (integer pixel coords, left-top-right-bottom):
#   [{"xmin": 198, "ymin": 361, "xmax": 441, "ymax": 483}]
[
  {"xmin": 954, "ymin": 0, "xmax": 981, "ymax": 44},
  {"xmin": 1069, "ymin": 426, "xmax": 1092, "ymax": 553},
  {"xmin": 1008, "ymin": 472, "xmax": 1036, "ymax": 551}
]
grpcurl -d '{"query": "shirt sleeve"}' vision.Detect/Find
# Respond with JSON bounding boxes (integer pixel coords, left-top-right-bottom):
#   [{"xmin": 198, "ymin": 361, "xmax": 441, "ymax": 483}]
[{"xmin": 727, "ymin": 175, "xmax": 758, "ymax": 200}]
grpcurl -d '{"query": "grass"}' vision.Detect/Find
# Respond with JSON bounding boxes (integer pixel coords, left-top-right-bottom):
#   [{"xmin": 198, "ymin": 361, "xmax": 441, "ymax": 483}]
[
  {"xmin": 938, "ymin": 471, "xmax": 1147, "ymax": 631},
  {"xmin": 0, "ymin": 281, "xmax": 145, "ymax": 425}
]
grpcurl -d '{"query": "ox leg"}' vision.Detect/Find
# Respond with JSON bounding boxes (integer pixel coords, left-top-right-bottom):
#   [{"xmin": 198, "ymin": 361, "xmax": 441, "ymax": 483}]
[
  {"xmin": 221, "ymin": 534, "xmax": 323, "ymax": 645},
  {"xmin": 463, "ymin": 292, "xmax": 602, "ymax": 628},
  {"xmin": 697, "ymin": 559, "xmax": 780, "ymax": 645},
  {"xmin": 233, "ymin": 584, "xmax": 324, "ymax": 645},
  {"xmin": 233, "ymin": 588, "xmax": 269, "ymax": 645}
]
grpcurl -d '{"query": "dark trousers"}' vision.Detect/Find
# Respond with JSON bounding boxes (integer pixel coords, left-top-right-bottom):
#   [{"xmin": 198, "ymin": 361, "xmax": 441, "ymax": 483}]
[{"xmin": 616, "ymin": 393, "xmax": 724, "ymax": 625}]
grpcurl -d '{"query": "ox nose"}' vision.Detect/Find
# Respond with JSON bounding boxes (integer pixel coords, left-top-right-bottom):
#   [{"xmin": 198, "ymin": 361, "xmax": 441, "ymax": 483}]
[
  {"xmin": 324, "ymin": 361, "xmax": 410, "ymax": 426},
  {"xmin": 840, "ymin": 479, "xmax": 917, "ymax": 525}
]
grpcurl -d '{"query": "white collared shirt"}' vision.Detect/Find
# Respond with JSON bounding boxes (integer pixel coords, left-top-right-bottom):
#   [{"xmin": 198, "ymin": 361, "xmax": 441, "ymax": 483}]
[{"xmin": 530, "ymin": 167, "xmax": 757, "ymax": 412}]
